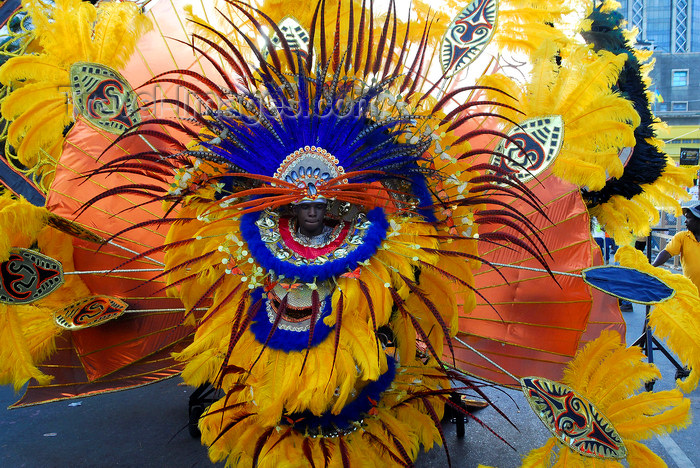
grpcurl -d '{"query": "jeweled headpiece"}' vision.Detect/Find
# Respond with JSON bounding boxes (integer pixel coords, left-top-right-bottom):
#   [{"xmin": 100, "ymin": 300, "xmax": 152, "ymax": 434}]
[{"xmin": 274, "ymin": 146, "xmax": 344, "ymax": 203}]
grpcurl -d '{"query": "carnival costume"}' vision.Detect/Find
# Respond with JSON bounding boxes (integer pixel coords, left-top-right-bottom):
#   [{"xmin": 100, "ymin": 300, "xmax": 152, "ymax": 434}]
[{"xmin": 0, "ymin": 1, "xmax": 699, "ymax": 467}]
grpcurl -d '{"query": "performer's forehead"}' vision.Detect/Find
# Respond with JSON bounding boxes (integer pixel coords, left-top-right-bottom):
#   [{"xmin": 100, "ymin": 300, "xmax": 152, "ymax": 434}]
[{"xmin": 295, "ymin": 201, "xmax": 327, "ymax": 208}]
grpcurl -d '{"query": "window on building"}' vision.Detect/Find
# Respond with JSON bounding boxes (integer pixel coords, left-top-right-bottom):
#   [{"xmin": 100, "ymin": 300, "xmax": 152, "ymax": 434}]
[
  {"xmin": 672, "ymin": 101, "xmax": 688, "ymax": 112},
  {"xmin": 672, "ymin": 69, "xmax": 688, "ymax": 87}
]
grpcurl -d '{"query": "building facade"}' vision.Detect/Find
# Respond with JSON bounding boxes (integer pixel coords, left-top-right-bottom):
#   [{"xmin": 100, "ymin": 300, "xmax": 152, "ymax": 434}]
[{"xmin": 616, "ymin": 0, "xmax": 700, "ymax": 164}]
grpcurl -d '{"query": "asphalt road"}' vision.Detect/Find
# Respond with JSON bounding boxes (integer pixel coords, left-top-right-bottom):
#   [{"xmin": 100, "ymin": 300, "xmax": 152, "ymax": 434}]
[{"xmin": 1, "ymin": 301, "xmax": 698, "ymax": 468}]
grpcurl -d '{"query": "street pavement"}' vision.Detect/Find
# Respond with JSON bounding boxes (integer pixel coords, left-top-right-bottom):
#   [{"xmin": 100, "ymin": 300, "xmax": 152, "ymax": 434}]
[{"xmin": 1, "ymin": 301, "xmax": 698, "ymax": 467}]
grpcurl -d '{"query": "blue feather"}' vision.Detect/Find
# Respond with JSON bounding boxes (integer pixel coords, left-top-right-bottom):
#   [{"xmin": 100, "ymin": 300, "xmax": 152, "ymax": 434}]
[
  {"xmin": 248, "ymin": 288, "xmax": 335, "ymax": 351},
  {"xmin": 286, "ymin": 356, "xmax": 397, "ymax": 433}
]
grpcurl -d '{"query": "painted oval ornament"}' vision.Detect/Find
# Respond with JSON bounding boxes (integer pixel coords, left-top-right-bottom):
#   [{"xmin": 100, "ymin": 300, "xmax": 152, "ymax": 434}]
[
  {"xmin": 582, "ymin": 265, "xmax": 674, "ymax": 305},
  {"xmin": 265, "ymin": 16, "xmax": 312, "ymax": 62},
  {"xmin": 70, "ymin": 62, "xmax": 141, "ymax": 134},
  {"xmin": 440, "ymin": 0, "xmax": 498, "ymax": 77},
  {"xmin": 0, "ymin": 248, "xmax": 64, "ymax": 304},
  {"xmin": 521, "ymin": 376, "xmax": 627, "ymax": 459},
  {"xmin": 54, "ymin": 296, "xmax": 128, "ymax": 330},
  {"xmin": 491, "ymin": 115, "xmax": 564, "ymax": 182}
]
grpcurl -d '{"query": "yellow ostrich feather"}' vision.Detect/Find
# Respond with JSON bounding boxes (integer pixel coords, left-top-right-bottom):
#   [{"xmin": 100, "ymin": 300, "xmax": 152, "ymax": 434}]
[
  {"xmin": 0, "ymin": 227, "xmax": 90, "ymax": 391},
  {"xmin": 522, "ymin": 438, "xmax": 558, "ymax": 468},
  {"xmin": 198, "ymin": 361, "xmax": 444, "ymax": 468},
  {"xmin": 0, "ymin": 56, "xmax": 69, "ymax": 85},
  {"xmin": 5, "ymin": 94, "xmax": 69, "ymax": 147},
  {"xmin": 92, "ymin": 2, "xmax": 153, "ymax": 70},
  {"xmin": 624, "ymin": 440, "xmax": 666, "ymax": 467},
  {"xmin": 16, "ymin": 102, "xmax": 73, "ymax": 164},
  {"xmin": 615, "ymin": 245, "xmax": 700, "ymax": 392},
  {"xmin": 22, "ymin": 0, "xmax": 97, "ymax": 67},
  {"xmin": 522, "ymin": 330, "xmax": 691, "ymax": 467},
  {"xmin": 579, "ymin": 9, "xmax": 697, "ymax": 244},
  {"xmin": 0, "ymin": 0, "xmax": 151, "ymax": 191},
  {"xmin": 479, "ymin": 43, "xmax": 638, "ymax": 192},
  {"xmin": 0, "ymin": 193, "xmax": 48, "ymax": 261},
  {"xmin": 494, "ymin": 0, "xmax": 579, "ymax": 56},
  {"xmin": 0, "ymin": 304, "xmax": 53, "ymax": 390},
  {"xmin": 592, "ymin": 162, "xmax": 697, "ymax": 245},
  {"xmin": 607, "ymin": 391, "xmax": 691, "ymax": 440}
]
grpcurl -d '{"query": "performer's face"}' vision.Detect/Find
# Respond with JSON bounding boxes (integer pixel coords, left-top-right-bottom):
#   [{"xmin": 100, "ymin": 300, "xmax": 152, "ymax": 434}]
[
  {"xmin": 685, "ymin": 210, "xmax": 700, "ymax": 235},
  {"xmin": 295, "ymin": 202, "xmax": 327, "ymax": 237}
]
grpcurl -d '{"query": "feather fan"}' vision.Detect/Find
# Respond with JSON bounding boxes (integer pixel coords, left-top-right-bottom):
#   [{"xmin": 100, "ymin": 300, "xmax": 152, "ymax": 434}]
[{"xmin": 616, "ymin": 245, "xmax": 700, "ymax": 393}]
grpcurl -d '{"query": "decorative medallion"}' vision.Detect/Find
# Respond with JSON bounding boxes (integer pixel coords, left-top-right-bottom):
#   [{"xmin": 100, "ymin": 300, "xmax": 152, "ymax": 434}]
[
  {"xmin": 0, "ymin": 248, "xmax": 64, "ymax": 304},
  {"xmin": 491, "ymin": 115, "xmax": 564, "ymax": 182},
  {"xmin": 53, "ymin": 296, "xmax": 128, "ymax": 330},
  {"xmin": 440, "ymin": 0, "xmax": 498, "ymax": 77},
  {"xmin": 582, "ymin": 265, "xmax": 675, "ymax": 305},
  {"xmin": 521, "ymin": 377, "xmax": 626, "ymax": 459},
  {"xmin": 241, "ymin": 207, "xmax": 388, "ymax": 283},
  {"xmin": 266, "ymin": 16, "xmax": 312, "ymax": 61},
  {"xmin": 70, "ymin": 62, "xmax": 141, "ymax": 134},
  {"xmin": 256, "ymin": 211, "xmax": 361, "ymax": 266}
]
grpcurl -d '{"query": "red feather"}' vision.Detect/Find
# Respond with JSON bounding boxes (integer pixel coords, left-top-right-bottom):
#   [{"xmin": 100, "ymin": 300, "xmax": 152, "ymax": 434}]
[
  {"xmin": 210, "ymin": 412, "xmax": 255, "ymax": 446},
  {"xmin": 379, "ymin": 420, "xmax": 415, "ymax": 467},
  {"xmin": 381, "ymin": 0, "xmax": 398, "ymax": 80},
  {"xmin": 398, "ymin": 273, "xmax": 455, "ymax": 363},
  {"xmin": 141, "ymin": 69, "xmax": 229, "ymax": 101},
  {"xmin": 302, "ymin": 438, "xmax": 317, "ymax": 468},
  {"xmin": 170, "ymin": 37, "xmax": 238, "ymax": 93},
  {"xmin": 197, "ymin": 280, "xmax": 246, "ymax": 331},
  {"xmin": 362, "ymin": 0, "xmax": 375, "ymax": 78},
  {"xmin": 224, "ymin": 1, "xmax": 282, "ymax": 73},
  {"xmin": 329, "ymin": 291, "xmax": 344, "ymax": 382},
  {"xmin": 232, "ymin": 1, "xmax": 297, "ymax": 74},
  {"xmin": 344, "ymin": 0, "xmax": 354, "ymax": 73},
  {"xmin": 250, "ymin": 294, "xmax": 288, "ymax": 372},
  {"xmin": 401, "ymin": 16, "xmax": 430, "ymax": 97},
  {"xmin": 388, "ymin": 287, "xmax": 442, "ymax": 365},
  {"xmin": 137, "ymin": 77, "xmax": 222, "ymax": 110},
  {"xmin": 441, "ymin": 395, "xmax": 516, "ymax": 451},
  {"xmin": 338, "ymin": 437, "xmax": 351, "ymax": 468},
  {"xmin": 420, "ymin": 396, "xmax": 452, "ymax": 468},
  {"xmin": 354, "ymin": 0, "xmax": 367, "ymax": 73},
  {"xmin": 300, "ymin": 289, "xmax": 321, "ymax": 375},
  {"xmin": 251, "ymin": 427, "xmax": 276, "ymax": 467},
  {"xmin": 373, "ymin": 0, "xmax": 392, "ymax": 76},
  {"xmin": 187, "ymin": 21, "xmax": 254, "ymax": 86},
  {"xmin": 390, "ymin": 5, "xmax": 411, "ymax": 78},
  {"xmin": 105, "ymin": 128, "xmax": 187, "ymax": 154},
  {"xmin": 332, "ymin": 0, "xmax": 342, "ymax": 70},
  {"xmin": 361, "ymin": 432, "xmax": 408, "ymax": 467},
  {"xmin": 319, "ymin": 438, "xmax": 332, "ymax": 468}
]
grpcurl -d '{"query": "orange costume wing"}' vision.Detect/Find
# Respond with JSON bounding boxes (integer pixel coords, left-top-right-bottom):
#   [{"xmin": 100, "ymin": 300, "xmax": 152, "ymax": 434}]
[
  {"xmin": 12, "ymin": 1, "xmax": 226, "ymax": 405},
  {"xmin": 454, "ymin": 169, "xmax": 625, "ymax": 386}
]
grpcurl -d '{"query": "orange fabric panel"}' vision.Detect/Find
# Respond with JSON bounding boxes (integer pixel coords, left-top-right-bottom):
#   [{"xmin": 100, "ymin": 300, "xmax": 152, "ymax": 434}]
[
  {"xmin": 46, "ymin": 117, "xmax": 176, "ymax": 295},
  {"xmin": 454, "ymin": 170, "xmax": 624, "ymax": 386},
  {"xmin": 10, "ymin": 333, "xmax": 189, "ymax": 408},
  {"xmin": 45, "ymin": 117, "xmax": 193, "ymax": 380},
  {"xmin": 72, "ymin": 307, "xmax": 191, "ymax": 381}
]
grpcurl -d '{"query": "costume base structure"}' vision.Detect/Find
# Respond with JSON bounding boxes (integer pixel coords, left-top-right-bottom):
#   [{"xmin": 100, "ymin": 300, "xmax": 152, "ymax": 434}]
[{"xmin": 0, "ymin": 1, "xmax": 698, "ymax": 467}]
